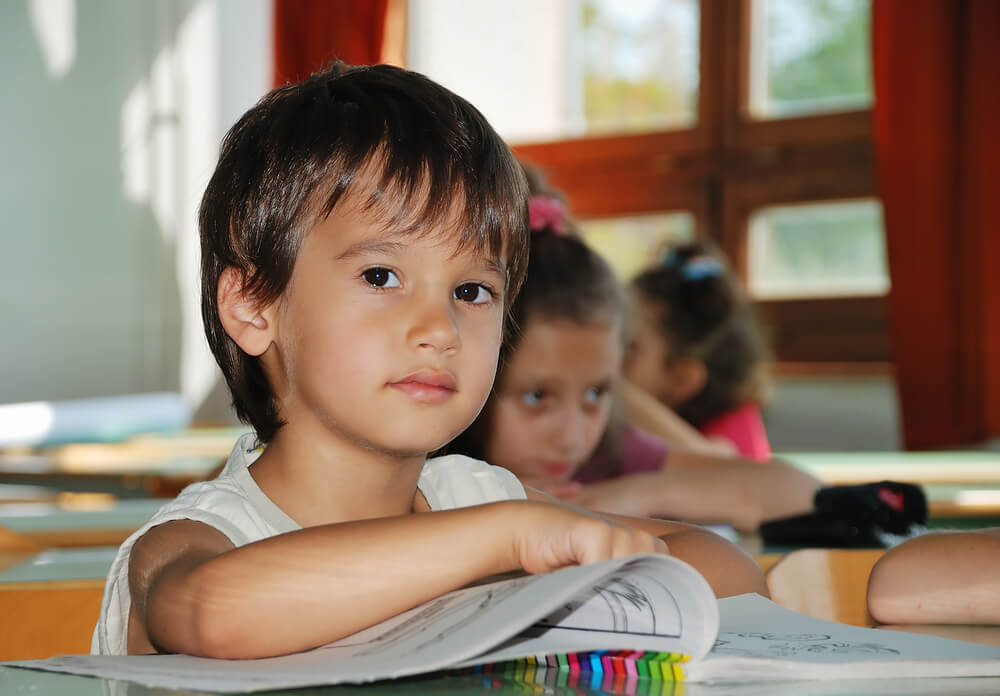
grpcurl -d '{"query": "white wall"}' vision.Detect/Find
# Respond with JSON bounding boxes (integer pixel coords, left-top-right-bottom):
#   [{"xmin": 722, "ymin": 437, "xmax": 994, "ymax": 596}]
[
  {"xmin": 0, "ymin": 0, "xmax": 269, "ymax": 424},
  {"xmin": 765, "ymin": 375, "xmax": 902, "ymax": 451}
]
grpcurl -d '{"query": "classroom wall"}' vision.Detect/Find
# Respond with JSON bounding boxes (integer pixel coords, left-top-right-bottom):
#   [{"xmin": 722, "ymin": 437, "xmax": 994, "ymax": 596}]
[
  {"xmin": 764, "ymin": 374, "xmax": 902, "ymax": 451},
  {"xmin": 0, "ymin": 2, "xmax": 908, "ymax": 451},
  {"xmin": 0, "ymin": 0, "xmax": 270, "ymax": 416}
]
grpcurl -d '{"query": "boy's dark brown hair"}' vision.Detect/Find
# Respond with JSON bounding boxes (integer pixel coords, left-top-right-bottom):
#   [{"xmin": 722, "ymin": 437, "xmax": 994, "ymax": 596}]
[
  {"xmin": 631, "ymin": 242, "xmax": 771, "ymax": 427},
  {"xmin": 200, "ymin": 62, "xmax": 529, "ymax": 442}
]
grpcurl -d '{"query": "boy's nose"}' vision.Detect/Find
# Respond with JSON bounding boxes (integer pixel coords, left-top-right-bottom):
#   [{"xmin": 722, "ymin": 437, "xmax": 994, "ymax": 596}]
[{"xmin": 407, "ymin": 295, "xmax": 460, "ymax": 354}]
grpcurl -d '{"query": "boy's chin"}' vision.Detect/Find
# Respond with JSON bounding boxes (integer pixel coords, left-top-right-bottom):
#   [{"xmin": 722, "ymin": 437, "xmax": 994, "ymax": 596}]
[{"xmin": 373, "ymin": 433, "xmax": 460, "ymax": 460}]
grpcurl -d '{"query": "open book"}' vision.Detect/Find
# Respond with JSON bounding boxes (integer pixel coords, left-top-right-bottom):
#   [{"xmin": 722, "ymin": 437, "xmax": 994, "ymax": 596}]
[{"xmin": 7, "ymin": 554, "xmax": 1000, "ymax": 692}]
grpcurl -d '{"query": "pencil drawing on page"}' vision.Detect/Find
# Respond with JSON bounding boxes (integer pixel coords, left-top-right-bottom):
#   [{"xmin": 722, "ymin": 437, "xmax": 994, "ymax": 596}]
[
  {"xmin": 712, "ymin": 632, "xmax": 903, "ymax": 658},
  {"xmin": 532, "ymin": 570, "xmax": 683, "ymax": 638}
]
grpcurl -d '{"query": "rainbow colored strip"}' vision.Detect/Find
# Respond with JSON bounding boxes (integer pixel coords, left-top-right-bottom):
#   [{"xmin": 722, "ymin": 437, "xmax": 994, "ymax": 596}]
[{"xmin": 467, "ymin": 651, "xmax": 691, "ymax": 686}]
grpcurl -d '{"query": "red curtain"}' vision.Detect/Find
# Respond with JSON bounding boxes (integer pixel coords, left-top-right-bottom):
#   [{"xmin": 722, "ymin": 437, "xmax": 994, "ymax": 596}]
[
  {"xmin": 873, "ymin": 0, "xmax": 1000, "ymax": 448},
  {"xmin": 273, "ymin": 0, "xmax": 389, "ymax": 87}
]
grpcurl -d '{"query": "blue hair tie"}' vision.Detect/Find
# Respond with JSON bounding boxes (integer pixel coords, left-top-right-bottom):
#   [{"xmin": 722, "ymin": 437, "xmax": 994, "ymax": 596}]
[
  {"xmin": 681, "ymin": 257, "xmax": 724, "ymax": 281},
  {"xmin": 661, "ymin": 249, "xmax": 680, "ymax": 267}
]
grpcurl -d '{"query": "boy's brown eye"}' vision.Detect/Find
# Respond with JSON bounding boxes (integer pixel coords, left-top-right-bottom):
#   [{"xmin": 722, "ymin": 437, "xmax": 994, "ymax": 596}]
[
  {"xmin": 362, "ymin": 267, "xmax": 400, "ymax": 288},
  {"xmin": 454, "ymin": 283, "xmax": 491, "ymax": 304}
]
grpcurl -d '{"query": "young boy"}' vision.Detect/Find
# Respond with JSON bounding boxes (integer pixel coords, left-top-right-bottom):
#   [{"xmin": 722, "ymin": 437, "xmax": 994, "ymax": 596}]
[{"xmin": 93, "ymin": 62, "xmax": 767, "ymax": 659}]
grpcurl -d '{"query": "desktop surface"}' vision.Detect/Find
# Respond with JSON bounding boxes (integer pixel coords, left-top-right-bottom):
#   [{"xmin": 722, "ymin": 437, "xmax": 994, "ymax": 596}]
[{"xmin": 5, "ymin": 665, "xmax": 1000, "ymax": 696}]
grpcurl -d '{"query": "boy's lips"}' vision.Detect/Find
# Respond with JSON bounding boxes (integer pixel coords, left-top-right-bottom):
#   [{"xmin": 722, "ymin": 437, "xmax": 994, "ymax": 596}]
[{"xmin": 389, "ymin": 370, "xmax": 457, "ymax": 404}]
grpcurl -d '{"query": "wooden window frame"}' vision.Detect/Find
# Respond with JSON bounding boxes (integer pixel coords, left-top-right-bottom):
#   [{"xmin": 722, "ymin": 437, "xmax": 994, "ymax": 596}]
[{"xmin": 512, "ymin": 0, "xmax": 885, "ymax": 367}]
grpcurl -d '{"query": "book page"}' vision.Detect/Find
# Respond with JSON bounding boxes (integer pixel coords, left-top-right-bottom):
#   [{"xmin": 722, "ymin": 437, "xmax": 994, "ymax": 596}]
[
  {"xmin": 687, "ymin": 594, "xmax": 1000, "ymax": 682},
  {"xmin": 464, "ymin": 554, "xmax": 717, "ymax": 666},
  {"xmin": 5, "ymin": 553, "xmax": 714, "ymax": 692}
]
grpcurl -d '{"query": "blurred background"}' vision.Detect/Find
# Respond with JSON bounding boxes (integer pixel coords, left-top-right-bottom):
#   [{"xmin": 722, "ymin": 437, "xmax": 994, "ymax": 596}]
[{"xmin": 1, "ymin": 0, "xmax": 997, "ymax": 452}]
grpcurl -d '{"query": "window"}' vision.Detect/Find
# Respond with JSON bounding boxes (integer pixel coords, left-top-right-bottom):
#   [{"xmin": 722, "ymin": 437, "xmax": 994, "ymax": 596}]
[
  {"xmin": 580, "ymin": 211, "xmax": 696, "ymax": 280},
  {"xmin": 408, "ymin": 0, "xmax": 883, "ymax": 365},
  {"xmin": 748, "ymin": 0, "xmax": 872, "ymax": 119},
  {"xmin": 748, "ymin": 199, "xmax": 887, "ymax": 299}
]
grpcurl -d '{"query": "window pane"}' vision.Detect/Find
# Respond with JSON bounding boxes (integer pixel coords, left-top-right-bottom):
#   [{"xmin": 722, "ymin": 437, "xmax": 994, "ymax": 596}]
[
  {"xmin": 407, "ymin": 0, "xmax": 699, "ymax": 143},
  {"xmin": 748, "ymin": 199, "xmax": 888, "ymax": 299},
  {"xmin": 580, "ymin": 212, "xmax": 696, "ymax": 281},
  {"xmin": 749, "ymin": 0, "xmax": 873, "ymax": 119}
]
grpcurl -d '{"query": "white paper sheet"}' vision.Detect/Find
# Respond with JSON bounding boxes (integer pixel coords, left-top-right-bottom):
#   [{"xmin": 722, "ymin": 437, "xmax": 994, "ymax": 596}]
[{"xmin": 685, "ymin": 594, "xmax": 1000, "ymax": 682}]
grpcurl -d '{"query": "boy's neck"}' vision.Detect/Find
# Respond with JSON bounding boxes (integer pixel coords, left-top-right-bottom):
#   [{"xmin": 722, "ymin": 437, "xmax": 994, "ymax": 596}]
[{"xmin": 248, "ymin": 422, "xmax": 428, "ymax": 527}]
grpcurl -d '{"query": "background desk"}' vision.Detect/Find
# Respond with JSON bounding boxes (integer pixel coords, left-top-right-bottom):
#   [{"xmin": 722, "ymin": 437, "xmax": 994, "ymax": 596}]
[
  {"xmin": 0, "ymin": 428, "xmax": 246, "ymax": 498},
  {"xmin": 0, "ymin": 498, "xmax": 163, "ymax": 548},
  {"xmin": 0, "ymin": 453, "xmax": 219, "ymax": 499},
  {"xmin": 785, "ymin": 450, "xmax": 1000, "ymax": 486},
  {"xmin": 783, "ymin": 450, "xmax": 1000, "ymax": 526}
]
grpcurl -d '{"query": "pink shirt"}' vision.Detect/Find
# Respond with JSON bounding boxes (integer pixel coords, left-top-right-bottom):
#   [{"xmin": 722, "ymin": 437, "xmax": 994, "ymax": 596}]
[
  {"xmin": 574, "ymin": 425, "xmax": 670, "ymax": 484},
  {"xmin": 699, "ymin": 402, "xmax": 771, "ymax": 461}
]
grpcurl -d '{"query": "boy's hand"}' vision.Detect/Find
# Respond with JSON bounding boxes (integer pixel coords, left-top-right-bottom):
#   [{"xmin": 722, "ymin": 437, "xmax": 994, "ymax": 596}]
[{"xmin": 505, "ymin": 501, "xmax": 668, "ymax": 574}]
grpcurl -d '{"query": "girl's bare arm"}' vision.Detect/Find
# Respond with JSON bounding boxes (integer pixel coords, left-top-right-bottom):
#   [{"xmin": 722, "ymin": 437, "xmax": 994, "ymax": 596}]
[
  {"xmin": 559, "ymin": 452, "xmax": 820, "ymax": 532},
  {"xmin": 867, "ymin": 529, "xmax": 1000, "ymax": 625},
  {"xmin": 129, "ymin": 500, "xmax": 665, "ymax": 659},
  {"xmin": 622, "ymin": 380, "xmax": 738, "ymax": 457}
]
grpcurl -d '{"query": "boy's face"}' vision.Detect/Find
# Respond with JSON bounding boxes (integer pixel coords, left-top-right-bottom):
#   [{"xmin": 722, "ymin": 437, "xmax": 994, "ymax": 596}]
[{"xmin": 260, "ymin": 196, "xmax": 507, "ymax": 457}]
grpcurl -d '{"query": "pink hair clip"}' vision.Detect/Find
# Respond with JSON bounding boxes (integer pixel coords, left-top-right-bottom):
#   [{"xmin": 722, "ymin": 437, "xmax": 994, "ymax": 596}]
[{"xmin": 528, "ymin": 195, "xmax": 567, "ymax": 236}]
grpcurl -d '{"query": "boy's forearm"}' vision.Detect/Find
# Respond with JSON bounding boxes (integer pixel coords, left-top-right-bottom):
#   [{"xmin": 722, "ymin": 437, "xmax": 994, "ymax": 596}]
[{"xmin": 147, "ymin": 503, "xmax": 523, "ymax": 658}]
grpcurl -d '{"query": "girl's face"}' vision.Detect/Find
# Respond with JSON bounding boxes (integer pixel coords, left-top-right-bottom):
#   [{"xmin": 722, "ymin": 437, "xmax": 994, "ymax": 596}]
[
  {"xmin": 624, "ymin": 294, "xmax": 683, "ymax": 409},
  {"xmin": 485, "ymin": 315, "xmax": 621, "ymax": 483}
]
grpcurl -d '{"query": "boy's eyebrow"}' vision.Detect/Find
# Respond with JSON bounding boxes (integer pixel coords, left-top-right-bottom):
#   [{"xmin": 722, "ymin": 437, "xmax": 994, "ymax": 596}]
[
  {"xmin": 477, "ymin": 257, "xmax": 508, "ymax": 283},
  {"xmin": 336, "ymin": 238, "xmax": 407, "ymax": 261}
]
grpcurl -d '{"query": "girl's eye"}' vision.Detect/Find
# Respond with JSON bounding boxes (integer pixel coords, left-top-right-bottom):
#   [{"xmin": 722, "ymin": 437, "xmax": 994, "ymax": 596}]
[
  {"xmin": 584, "ymin": 386, "xmax": 608, "ymax": 405},
  {"xmin": 521, "ymin": 390, "xmax": 544, "ymax": 407},
  {"xmin": 454, "ymin": 283, "xmax": 493, "ymax": 304},
  {"xmin": 362, "ymin": 267, "xmax": 400, "ymax": 288}
]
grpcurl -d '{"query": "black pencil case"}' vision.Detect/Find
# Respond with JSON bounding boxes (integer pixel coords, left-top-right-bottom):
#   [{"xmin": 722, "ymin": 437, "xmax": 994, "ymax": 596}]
[{"xmin": 759, "ymin": 480, "xmax": 927, "ymax": 548}]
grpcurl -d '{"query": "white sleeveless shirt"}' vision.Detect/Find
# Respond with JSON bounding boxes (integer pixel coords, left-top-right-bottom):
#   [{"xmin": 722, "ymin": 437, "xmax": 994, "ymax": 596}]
[{"xmin": 92, "ymin": 433, "xmax": 525, "ymax": 655}]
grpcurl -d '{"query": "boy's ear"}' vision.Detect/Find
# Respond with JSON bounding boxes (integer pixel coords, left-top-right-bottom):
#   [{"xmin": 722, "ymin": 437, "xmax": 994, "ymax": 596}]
[
  {"xmin": 669, "ymin": 357, "xmax": 708, "ymax": 404},
  {"xmin": 217, "ymin": 267, "xmax": 275, "ymax": 356}
]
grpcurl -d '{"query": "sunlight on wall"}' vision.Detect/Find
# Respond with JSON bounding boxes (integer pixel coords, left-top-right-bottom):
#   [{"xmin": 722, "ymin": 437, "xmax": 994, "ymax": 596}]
[
  {"xmin": 118, "ymin": 1, "xmax": 221, "ymax": 414},
  {"xmin": 29, "ymin": 0, "xmax": 76, "ymax": 79},
  {"xmin": 175, "ymin": 2, "xmax": 222, "ymax": 414}
]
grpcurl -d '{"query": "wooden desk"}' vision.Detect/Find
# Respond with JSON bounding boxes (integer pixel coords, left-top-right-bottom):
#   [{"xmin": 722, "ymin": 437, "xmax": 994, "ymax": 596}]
[
  {"xmin": 0, "ymin": 547, "xmax": 114, "ymax": 659},
  {"xmin": 0, "ymin": 498, "xmax": 164, "ymax": 548},
  {"xmin": 781, "ymin": 450, "xmax": 1000, "ymax": 525},
  {"xmin": 0, "ymin": 452, "xmax": 219, "ymax": 498},
  {"xmin": 0, "ymin": 484, "xmax": 58, "ymax": 504},
  {"xmin": 783, "ymin": 450, "xmax": 1000, "ymax": 486},
  {"xmin": 765, "ymin": 548, "xmax": 884, "ymax": 627},
  {"xmin": 3, "ymin": 547, "xmax": 1000, "ymax": 691},
  {"xmin": 0, "ymin": 427, "xmax": 246, "ymax": 498}
]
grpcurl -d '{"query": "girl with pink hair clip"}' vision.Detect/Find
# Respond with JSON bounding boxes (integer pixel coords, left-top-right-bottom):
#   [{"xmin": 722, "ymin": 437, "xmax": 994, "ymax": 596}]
[{"xmin": 448, "ymin": 163, "xmax": 819, "ymax": 531}]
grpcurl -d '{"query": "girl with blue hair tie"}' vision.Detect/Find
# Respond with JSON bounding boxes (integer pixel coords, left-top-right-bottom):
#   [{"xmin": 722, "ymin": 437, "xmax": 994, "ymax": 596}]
[{"xmin": 626, "ymin": 243, "xmax": 773, "ymax": 460}]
